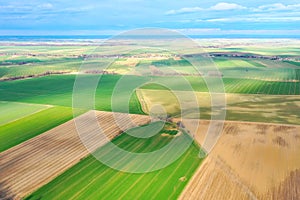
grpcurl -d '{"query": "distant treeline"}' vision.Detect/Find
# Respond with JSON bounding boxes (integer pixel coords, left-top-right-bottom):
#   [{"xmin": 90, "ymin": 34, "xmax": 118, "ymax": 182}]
[
  {"xmin": 0, "ymin": 71, "xmax": 67, "ymax": 82},
  {"xmin": 185, "ymin": 52, "xmax": 299, "ymax": 62}
]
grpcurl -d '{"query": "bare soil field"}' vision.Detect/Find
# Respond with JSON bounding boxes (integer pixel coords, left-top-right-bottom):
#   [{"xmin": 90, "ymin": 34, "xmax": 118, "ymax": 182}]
[
  {"xmin": 179, "ymin": 120, "xmax": 300, "ymax": 200},
  {"xmin": 0, "ymin": 111, "xmax": 150, "ymax": 199}
]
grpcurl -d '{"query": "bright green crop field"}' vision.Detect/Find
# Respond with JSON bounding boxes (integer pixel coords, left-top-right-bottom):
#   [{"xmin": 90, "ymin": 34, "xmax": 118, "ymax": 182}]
[
  {"xmin": 143, "ymin": 76, "xmax": 300, "ymax": 95},
  {"xmin": 0, "ymin": 106, "xmax": 79, "ymax": 152},
  {"xmin": 25, "ymin": 123, "xmax": 204, "ymax": 200},
  {"xmin": 0, "ymin": 101, "xmax": 49, "ymax": 126},
  {"xmin": 0, "ymin": 75, "xmax": 145, "ymax": 114}
]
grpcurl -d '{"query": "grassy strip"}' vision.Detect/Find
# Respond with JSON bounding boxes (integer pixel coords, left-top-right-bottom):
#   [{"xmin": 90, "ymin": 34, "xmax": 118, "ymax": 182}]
[
  {"xmin": 0, "ymin": 101, "xmax": 49, "ymax": 126},
  {"xmin": 0, "ymin": 106, "xmax": 84, "ymax": 152}
]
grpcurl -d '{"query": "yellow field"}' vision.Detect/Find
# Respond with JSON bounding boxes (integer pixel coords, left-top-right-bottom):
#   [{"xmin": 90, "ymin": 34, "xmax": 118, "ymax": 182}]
[{"xmin": 136, "ymin": 89, "xmax": 300, "ymax": 125}]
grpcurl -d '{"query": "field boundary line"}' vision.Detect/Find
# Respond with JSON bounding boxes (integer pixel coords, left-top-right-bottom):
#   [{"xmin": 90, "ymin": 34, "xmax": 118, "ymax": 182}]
[
  {"xmin": 46, "ymin": 127, "xmax": 140, "ymax": 199},
  {"xmin": 139, "ymin": 88, "xmax": 300, "ymax": 96},
  {"xmin": 135, "ymin": 89, "xmax": 149, "ymax": 114},
  {"xmin": 0, "ymin": 100, "xmax": 54, "ymax": 107},
  {"xmin": 171, "ymin": 119, "xmax": 300, "ymax": 129},
  {"xmin": 0, "ymin": 105, "xmax": 52, "ymax": 127},
  {"xmin": 96, "ymin": 129, "xmax": 173, "ymax": 199},
  {"xmin": 213, "ymin": 156, "xmax": 258, "ymax": 200}
]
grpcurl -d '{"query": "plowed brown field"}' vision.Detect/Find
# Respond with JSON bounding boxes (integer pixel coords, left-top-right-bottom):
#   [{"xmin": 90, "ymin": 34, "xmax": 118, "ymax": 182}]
[
  {"xmin": 180, "ymin": 120, "xmax": 300, "ymax": 200},
  {"xmin": 0, "ymin": 111, "xmax": 150, "ymax": 199}
]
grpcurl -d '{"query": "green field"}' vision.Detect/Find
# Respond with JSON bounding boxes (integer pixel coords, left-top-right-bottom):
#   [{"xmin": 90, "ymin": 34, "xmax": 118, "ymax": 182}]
[
  {"xmin": 144, "ymin": 76, "xmax": 300, "ymax": 95},
  {"xmin": 0, "ymin": 58, "xmax": 81, "ymax": 78},
  {"xmin": 0, "ymin": 106, "xmax": 80, "ymax": 152},
  {"xmin": 142, "ymin": 56, "xmax": 300, "ymax": 80},
  {"xmin": 25, "ymin": 122, "xmax": 203, "ymax": 200},
  {"xmin": 205, "ymin": 44, "xmax": 300, "ymax": 56},
  {"xmin": 0, "ymin": 75, "xmax": 299, "ymax": 114},
  {"xmin": 0, "ymin": 101, "xmax": 49, "ymax": 126},
  {"xmin": 213, "ymin": 58, "xmax": 300, "ymax": 81},
  {"xmin": 0, "ymin": 75, "xmax": 145, "ymax": 114}
]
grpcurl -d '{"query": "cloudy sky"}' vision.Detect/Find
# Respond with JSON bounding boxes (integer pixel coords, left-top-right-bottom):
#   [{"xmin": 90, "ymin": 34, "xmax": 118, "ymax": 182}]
[{"xmin": 0, "ymin": 0, "xmax": 300, "ymax": 35}]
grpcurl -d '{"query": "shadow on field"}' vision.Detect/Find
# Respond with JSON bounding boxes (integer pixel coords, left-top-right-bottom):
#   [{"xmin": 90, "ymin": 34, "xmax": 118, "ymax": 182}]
[{"xmin": 0, "ymin": 182, "xmax": 15, "ymax": 200}]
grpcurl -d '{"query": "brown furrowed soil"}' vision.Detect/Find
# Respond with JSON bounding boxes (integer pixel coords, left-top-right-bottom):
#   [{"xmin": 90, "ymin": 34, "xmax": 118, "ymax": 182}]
[
  {"xmin": 0, "ymin": 111, "xmax": 150, "ymax": 200},
  {"xmin": 179, "ymin": 120, "xmax": 300, "ymax": 200}
]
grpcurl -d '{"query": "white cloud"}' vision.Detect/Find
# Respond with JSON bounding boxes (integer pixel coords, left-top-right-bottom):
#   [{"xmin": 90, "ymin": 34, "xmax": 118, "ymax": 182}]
[
  {"xmin": 206, "ymin": 16, "xmax": 300, "ymax": 22},
  {"xmin": 165, "ymin": 2, "xmax": 300, "ymax": 16},
  {"xmin": 220, "ymin": 29, "xmax": 300, "ymax": 35},
  {"xmin": 254, "ymin": 3, "xmax": 300, "ymax": 12},
  {"xmin": 165, "ymin": 7, "xmax": 203, "ymax": 15},
  {"xmin": 255, "ymin": 3, "xmax": 286, "ymax": 11},
  {"xmin": 210, "ymin": 2, "xmax": 246, "ymax": 11},
  {"xmin": 38, "ymin": 3, "xmax": 53, "ymax": 9},
  {"xmin": 286, "ymin": 4, "xmax": 300, "ymax": 10},
  {"xmin": 165, "ymin": 3, "xmax": 246, "ymax": 15},
  {"xmin": 165, "ymin": 2, "xmax": 247, "ymax": 15},
  {"xmin": 176, "ymin": 28, "xmax": 221, "ymax": 35},
  {"xmin": 175, "ymin": 29, "xmax": 300, "ymax": 35},
  {"xmin": 178, "ymin": 19, "xmax": 192, "ymax": 23}
]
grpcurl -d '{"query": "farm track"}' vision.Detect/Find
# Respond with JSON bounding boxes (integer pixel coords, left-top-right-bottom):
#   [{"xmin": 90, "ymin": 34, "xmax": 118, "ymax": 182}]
[
  {"xmin": 179, "ymin": 120, "xmax": 300, "ymax": 200},
  {"xmin": 0, "ymin": 110, "xmax": 150, "ymax": 199}
]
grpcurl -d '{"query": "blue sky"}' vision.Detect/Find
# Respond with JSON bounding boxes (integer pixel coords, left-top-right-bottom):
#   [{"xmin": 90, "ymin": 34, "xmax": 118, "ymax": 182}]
[{"xmin": 0, "ymin": 0, "xmax": 300, "ymax": 35}]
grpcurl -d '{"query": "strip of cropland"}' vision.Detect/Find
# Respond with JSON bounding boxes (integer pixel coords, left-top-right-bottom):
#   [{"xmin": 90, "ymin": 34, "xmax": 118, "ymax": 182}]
[
  {"xmin": 0, "ymin": 75, "xmax": 298, "ymax": 111},
  {"xmin": 0, "ymin": 106, "xmax": 82, "ymax": 152},
  {"xmin": 0, "ymin": 75, "xmax": 146, "ymax": 114},
  {"xmin": 137, "ymin": 89, "xmax": 300, "ymax": 125},
  {"xmin": 179, "ymin": 120, "xmax": 300, "ymax": 200},
  {"xmin": 0, "ymin": 111, "xmax": 150, "ymax": 199},
  {"xmin": 0, "ymin": 101, "xmax": 49, "ymax": 126},
  {"xmin": 142, "ymin": 77, "xmax": 300, "ymax": 95},
  {"xmin": 24, "ymin": 122, "xmax": 203, "ymax": 200}
]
